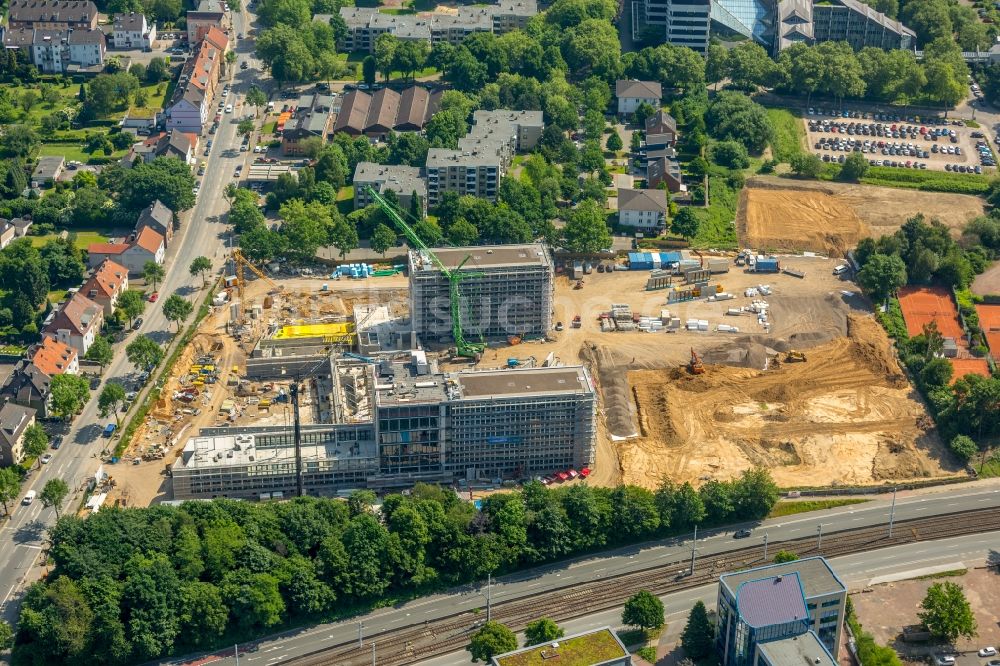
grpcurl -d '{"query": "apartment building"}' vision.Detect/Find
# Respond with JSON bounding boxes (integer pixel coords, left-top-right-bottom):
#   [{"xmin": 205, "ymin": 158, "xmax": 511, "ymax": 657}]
[
  {"xmin": 170, "ymin": 356, "xmax": 595, "ymax": 499},
  {"xmin": 30, "ymin": 336, "xmax": 78, "ymax": 376},
  {"xmin": 112, "ymin": 12, "xmax": 156, "ymax": 49},
  {"xmin": 409, "ymin": 243, "xmax": 553, "ymax": 339},
  {"xmin": 717, "ymin": 557, "xmax": 847, "ymax": 666},
  {"xmin": 333, "ymin": 86, "xmax": 442, "ymax": 138},
  {"xmin": 0, "ymin": 402, "xmax": 36, "ymax": 468},
  {"xmin": 5, "ymin": 26, "xmax": 106, "ymax": 73},
  {"xmin": 353, "ymin": 162, "xmax": 427, "ymax": 214},
  {"xmin": 7, "ymin": 0, "xmax": 98, "ymax": 30},
  {"xmin": 424, "ymin": 109, "xmax": 543, "ymax": 205},
  {"xmin": 281, "ymin": 94, "xmax": 336, "ymax": 155},
  {"xmin": 338, "ymin": 0, "xmax": 536, "ymax": 52},
  {"xmin": 617, "ymin": 80, "xmax": 663, "ymax": 115},
  {"xmin": 187, "ymin": 0, "xmax": 226, "ymax": 44},
  {"xmin": 165, "ymin": 26, "xmax": 228, "ymax": 133},
  {"xmin": 618, "ymin": 188, "xmax": 668, "ymax": 233},
  {"xmin": 80, "ymin": 259, "xmax": 129, "ymax": 316}
]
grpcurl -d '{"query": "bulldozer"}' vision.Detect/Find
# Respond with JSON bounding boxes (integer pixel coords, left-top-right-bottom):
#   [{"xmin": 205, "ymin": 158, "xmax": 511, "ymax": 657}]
[
  {"xmin": 785, "ymin": 350, "xmax": 807, "ymax": 363},
  {"xmin": 688, "ymin": 348, "xmax": 705, "ymax": 375}
]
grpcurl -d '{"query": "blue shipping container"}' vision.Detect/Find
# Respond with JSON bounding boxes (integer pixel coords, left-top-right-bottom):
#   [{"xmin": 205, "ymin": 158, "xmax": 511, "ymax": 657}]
[{"xmin": 660, "ymin": 252, "xmax": 682, "ymax": 264}]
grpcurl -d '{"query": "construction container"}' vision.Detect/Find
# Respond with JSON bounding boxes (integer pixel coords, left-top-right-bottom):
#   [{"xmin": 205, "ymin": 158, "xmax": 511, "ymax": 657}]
[
  {"xmin": 726, "ymin": 307, "xmax": 743, "ymax": 316},
  {"xmin": 753, "ymin": 256, "xmax": 781, "ymax": 273},
  {"xmin": 677, "ymin": 259, "xmax": 701, "ymax": 272},
  {"xmin": 716, "ymin": 324, "xmax": 740, "ymax": 333},
  {"xmin": 707, "ymin": 259, "xmax": 730, "ymax": 273},
  {"xmin": 698, "ymin": 320, "xmax": 709, "ymax": 331},
  {"xmin": 666, "ymin": 317, "xmax": 681, "ymax": 330},
  {"xmin": 628, "ymin": 252, "xmax": 653, "ymax": 270},
  {"xmin": 710, "ymin": 293, "xmax": 735, "ymax": 301},
  {"xmin": 572, "ymin": 261, "xmax": 583, "ymax": 279}
]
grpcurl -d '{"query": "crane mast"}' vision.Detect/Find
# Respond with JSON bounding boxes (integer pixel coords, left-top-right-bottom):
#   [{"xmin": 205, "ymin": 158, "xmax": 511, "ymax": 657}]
[{"xmin": 365, "ymin": 186, "xmax": 486, "ymax": 359}]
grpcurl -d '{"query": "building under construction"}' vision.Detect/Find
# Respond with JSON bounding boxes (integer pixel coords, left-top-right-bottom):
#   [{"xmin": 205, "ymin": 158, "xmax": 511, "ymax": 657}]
[
  {"xmin": 408, "ymin": 243, "xmax": 554, "ymax": 341},
  {"xmin": 169, "ymin": 355, "xmax": 596, "ymax": 500}
]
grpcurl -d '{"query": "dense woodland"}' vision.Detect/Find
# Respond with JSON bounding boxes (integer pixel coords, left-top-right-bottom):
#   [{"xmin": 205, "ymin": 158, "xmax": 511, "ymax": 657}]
[{"xmin": 13, "ymin": 471, "xmax": 779, "ymax": 664}]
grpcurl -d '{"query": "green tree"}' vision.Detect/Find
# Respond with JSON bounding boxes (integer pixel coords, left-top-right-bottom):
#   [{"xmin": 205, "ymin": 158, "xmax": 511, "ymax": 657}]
[
  {"xmin": 711, "ymin": 140, "xmax": 750, "ymax": 169},
  {"xmin": 370, "ymin": 223, "xmax": 397, "ymax": 257},
  {"xmin": 671, "ymin": 207, "xmax": 701, "ymax": 239},
  {"xmin": 23, "ymin": 424, "xmax": 49, "ymax": 459},
  {"xmin": 126, "ymin": 335, "xmax": 164, "ymax": 370},
  {"xmin": 49, "ymin": 374, "xmax": 90, "ymax": 420},
  {"xmin": 115, "ymin": 157, "xmax": 197, "ymax": 212},
  {"xmin": 245, "ymin": 85, "xmax": 268, "ymax": 118},
  {"xmin": 524, "ymin": 618, "xmax": 565, "ymax": 647},
  {"xmin": 726, "ymin": 41, "xmax": 774, "ymax": 91},
  {"xmin": 857, "ymin": 253, "xmax": 907, "ymax": 305},
  {"xmin": 142, "ymin": 261, "xmax": 165, "ymax": 291},
  {"xmin": 237, "ymin": 119, "xmax": 255, "ymax": 138},
  {"xmin": 189, "ymin": 256, "xmax": 212, "ymax": 287},
  {"xmin": 681, "ymin": 600, "xmax": 715, "ymax": 659},
  {"xmin": 0, "ymin": 124, "xmax": 39, "ymax": 159},
  {"xmin": 162, "ymin": 293, "xmax": 193, "ymax": 332},
  {"xmin": 706, "ymin": 92, "xmax": 774, "ymax": 154},
  {"xmin": 179, "ymin": 582, "xmax": 228, "ymax": 645},
  {"xmin": 622, "ymin": 590, "xmax": 665, "ymax": 631},
  {"xmin": 919, "ymin": 582, "xmax": 977, "ymax": 642},
  {"xmin": 447, "ymin": 218, "xmax": 479, "ymax": 245},
  {"xmin": 630, "ymin": 130, "xmax": 643, "ymax": 153},
  {"xmin": 840, "ymin": 152, "xmax": 869, "ymax": 182},
  {"xmin": 606, "ymin": 131, "xmax": 623, "ymax": 152},
  {"xmin": 0, "ymin": 619, "xmax": 12, "ymax": 652},
  {"xmin": 788, "ymin": 150, "xmax": 821, "ymax": 177},
  {"xmin": 0, "ymin": 467, "xmax": 19, "ymax": 516},
  {"xmin": 920, "ymin": 357, "xmax": 953, "ymax": 388},
  {"xmin": 773, "ymin": 550, "xmax": 799, "ymax": 563},
  {"xmin": 468, "ymin": 621, "xmax": 517, "ymax": 662},
  {"xmin": 564, "ymin": 200, "xmax": 612, "ymax": 252},
  {"xmin": 146, "ymin": 57, "xmax": 168, "ymax": 82},
  {"xmin": 84, "ymin": 335, "xmax": 113, "ymax": 371},
  {"xmin": 40, "ymin": 478, "xmax": 70, "ymax": 518},
  {"xmin": 330, "ymin": 217, "xmax": 360, "ymax": 260},
  {"xmin": 116, "ymin": 289, "xmax": 146, "ymax": 328},
  {"xmin": 98, "ymin": 382, "xmax": 127, "ymax": 426},
  {"xmin": 362, "ymin": 55, "xmax": 377, "ymax": 86},
  {"xmin": 949, "ymin": 434, "xmax": 977, "ymax": 463}
]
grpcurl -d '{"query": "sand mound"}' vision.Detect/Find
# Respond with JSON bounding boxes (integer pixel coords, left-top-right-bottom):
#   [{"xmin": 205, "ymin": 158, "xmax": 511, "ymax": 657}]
[{"xmin": 620, "ymin": 314, "xmax": 959, "ymax": 488}]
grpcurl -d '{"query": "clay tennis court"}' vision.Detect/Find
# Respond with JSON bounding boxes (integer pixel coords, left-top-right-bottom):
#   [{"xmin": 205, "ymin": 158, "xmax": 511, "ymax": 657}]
[
  {"xmin": 897, "ymin": 286, "xmax": 965, "ymax": 339},
  {"xmin": 975, "ymin": 303, "xmax": 1000, "ymax": 359},
  {"xmin": 949, "ymin": 358, "xmax": 991, "ymax": 382}
]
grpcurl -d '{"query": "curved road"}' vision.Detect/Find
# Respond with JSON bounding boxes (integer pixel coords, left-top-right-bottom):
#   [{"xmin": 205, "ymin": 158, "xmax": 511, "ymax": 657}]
[
  {"xmin": 0, "ymin": 3, "xmax": 263, "ymax": 626},
  {"xmin": 183, "ymin": 483, "xmax": 1000, "ymax": 665}
]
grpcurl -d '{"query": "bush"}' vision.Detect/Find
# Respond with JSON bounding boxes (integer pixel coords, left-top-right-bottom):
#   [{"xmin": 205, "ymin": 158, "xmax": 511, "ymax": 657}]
[
  {"xmin": 710, "ymin": 140, "xmax": 750, "ymax": 169},
  {"xmin": 950, "ymin": 435, "xmax": 977, "ymax": 462},
  {"xmin": 636, "ymin": 647, "xmax": 657, "ymax": 662},
  {"xmin": 876, "ymin": 299, "xmax": 909, "ymax": 342}
]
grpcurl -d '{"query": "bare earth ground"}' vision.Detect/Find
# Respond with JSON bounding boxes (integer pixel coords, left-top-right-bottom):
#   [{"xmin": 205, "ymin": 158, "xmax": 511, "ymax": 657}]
[
  {"xmin": 738, "ymin": 176, "xmax": 986, "ymax": 256},
  {"xmin": 620, "ymin": 315, "xmax": 956, "ymax": 489},
  {"xmin": 852, "ymin": 568, "xmax": 1000, "ymax": 658},
  {"xmin": 972, "ymin": 261, "xmax": 1000, "ymax": 297}
]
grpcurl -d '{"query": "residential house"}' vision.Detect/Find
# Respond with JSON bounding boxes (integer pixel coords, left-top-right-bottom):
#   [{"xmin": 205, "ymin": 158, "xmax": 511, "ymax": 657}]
[
  {"xmin": 645, "ymin": 110, "xmax": 678, "ymax": 143},
  {"xmin": 11, "ymin": 217, "xmax": 33, "ymax": 237},
  {"xmin": 7, "ymin": 0, "xmax": 98, "ymax": 30},
  {"xmin": 618, "ymin": 188, "xmax": 668, "ymax": 233},
  {"xmin": 647, "ymin": 156, "xmax": 683, "ymax": 192},
  {"xmin": 616, "ymin": 80, "xmax": 662, "ymax": 116},
  {"xmin": 112, "ymin": 12, "xmax": 156, "ymax": 49},
  {"xmin": 0, "ymin": 221, "xmax": 14, "ymax": 249},
  {"xmin": 136, "ymin": 199, "xmax": 174, "ymax": 245},
  {"xmin": 119, "ymin": 226, "xmax": 165, "ymax": 275},
  {"xmin": 81, "ymin": 259, "xmax": 129, "ymax": 315},
  {"xmin": 5, "ymin": 26, "xmax": 105, "ymax": 72},
  {"xmin": 0, "ymin": 402, "xmax": 36, "ymax": 467},
  {"xmin": 128, "ymin": 130, "xmax": 197, "ymax": 164},
  {"xmin": 31, "ymin": 156, "xmax": 64, "ymax": 187},
  {"xmin": 187, "ymin": 0, "xmax": 227, "ymax": 44},
  {"xmin": 281, "ymin": 94, "xmax": 336, "ymax": 156},
  {"xmin": 86, "ymin": 242, "xmax": 129, "ymax": 269},
  {"xmin": 353, "ymin": 162, "xmax": 426, "ymax": 214},
  {"xmin": 0, "ymin": 363, "xmax": 51, "ymax": 419},
  {"xmin": 332, "ymin": 86, "xmax": 441, "ymax": 138},
  {"xmin": 42, "ymin": 292, "xmax": 104, "ymax": 354},
  {"xmin": 31, "ymin": 336, "xmax": 79, "ymax": 376}
]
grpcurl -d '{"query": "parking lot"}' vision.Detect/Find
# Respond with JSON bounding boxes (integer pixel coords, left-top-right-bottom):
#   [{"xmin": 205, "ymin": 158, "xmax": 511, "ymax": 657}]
[{"xmin": 804, "ymin": 108, "xmax": 996, "ymax": 174}]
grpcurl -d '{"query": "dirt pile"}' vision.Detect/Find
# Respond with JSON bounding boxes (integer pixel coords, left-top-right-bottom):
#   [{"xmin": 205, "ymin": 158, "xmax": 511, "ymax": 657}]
[{"xmin": 619, "ymin": 314, "xmax": 959, "ymax": 488}]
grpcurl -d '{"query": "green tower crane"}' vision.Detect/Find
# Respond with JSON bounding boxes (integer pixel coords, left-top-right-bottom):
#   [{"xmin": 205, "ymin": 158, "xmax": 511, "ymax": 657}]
[{"xmin": 365, "ymin": 186, "xmax": 487, "ymax": 359}]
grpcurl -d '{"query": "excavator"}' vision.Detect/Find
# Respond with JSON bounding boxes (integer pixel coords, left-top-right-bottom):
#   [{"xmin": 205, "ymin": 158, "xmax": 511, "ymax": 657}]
[
  {"xmin": 785, "ymin": 350, "xmax": 807, "ymax": 362},
  {"xmin": 688, "ymin": 348, "xmax": 705, "ymax": 375}
]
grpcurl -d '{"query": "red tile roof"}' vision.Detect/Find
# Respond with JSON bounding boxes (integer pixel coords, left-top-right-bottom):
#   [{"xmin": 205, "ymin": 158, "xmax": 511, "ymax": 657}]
[
  {"xmin": 31, "ymin": 337, "xmax": 77, "ymax": 376},
  {"xmin": 82, "ymin": 259, "xmax": 128, "ymax": 300},
  {"xmin": 88, "ymin": 242, "xmax": 129, "ymax": 255},
  {"xmin": 133, "ymin": 226, "xmax": 164, "ymax": 255}
]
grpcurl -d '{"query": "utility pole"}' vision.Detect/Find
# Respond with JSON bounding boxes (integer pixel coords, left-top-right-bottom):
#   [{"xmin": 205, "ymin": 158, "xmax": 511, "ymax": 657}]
[
  {"xmin": 689, "ymin": 525, "xmax": 699, "ymax": 575},
  {"xmin": 816, "ymin": 524, "xmax": 823, "ymax": 550},
  {"xmin": 358, "ymin": 620, "xmax": 364, "ymax": 648},
  {"xmin": 235, "ymin": 644, "xmax": 239, "ymax": 666},
  {"xmin": 486, "ymin": 573, "xmax": 492, "ymax": 622},
  {"xmin": 888, "ymin": 487, "xmax": 897, "ymax": 538},
  {"xmin": 371, "ymin": 642, "xmax": 376, "ymax": 666},
  {"xmin": 762, "ymin": 533, "xmax": 769, "ymax": 561}
]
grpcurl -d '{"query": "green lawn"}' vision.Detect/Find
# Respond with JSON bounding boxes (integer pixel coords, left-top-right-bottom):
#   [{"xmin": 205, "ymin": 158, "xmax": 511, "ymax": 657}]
[
  {"xmin": 38, "ymin": 142, "xmax": 128, "ymax": 164},
  {"xmin": 30, "ymin": 230, "xmax": 111, "ymax": 251},
  {"xmin": 859, "ymin": 166, "xmax": 992, "ymax": 194},
  {"xmin": 766, "ymin": 107, "xmax": 806, "ymax": 163},
  {"xmin": 261, "ymin": 121, "xmax": 277, "ymax": 135},
  {"xmin": 337, "ymin": 185, "xmax": 355, "ymax": 216},
  {"xmin": 47, "ymin": 288, "xmax": 70, "ymax": 303},
  {"xmin": 976, "ymin": 450, "xmax": 1000, "ymax": 478},
  {"xmin": 690, "ymin": 174, "xmax": 739, "ymax": 249},
  {"xmin": 6, "ymin": 81, "xmax": 81, "ymax": 125},
  {"xmin": 769, "ymin": 498, "xmax": 869, "ymax": 518},
  {"xmin": 129, "ymin": 81, "xmax": 170, "ymax": 118}
]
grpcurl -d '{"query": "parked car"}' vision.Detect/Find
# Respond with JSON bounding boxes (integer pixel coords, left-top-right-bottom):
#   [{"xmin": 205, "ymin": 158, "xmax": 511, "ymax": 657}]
[
  {"xmin": 978, "ymin": 648, "xmax": 997, "ymax": 658},
  {"xmin": 733, "ymin": 528, "xmax": 752, "ymax": 539},
  {"xmin": 50, "ymin": 435, "xmax": 63, "ymax": 450},
  {"xmin": 148, "ymin": 292, "xmax": 159, "ymax": 303},
  {"xmin": 935, "ymin": 656, "xmax": 956, "ymax": 666},
  {"xmin": 40, "ymin": 454, "xmax": 52, "ymax": 464},
  {"xmin": 133, "ymin": 317, "xmax": 143, "ymax": 330},
  {"xmin": 103, "ymin": 423, "xmax": 117, "ymax": 438}
]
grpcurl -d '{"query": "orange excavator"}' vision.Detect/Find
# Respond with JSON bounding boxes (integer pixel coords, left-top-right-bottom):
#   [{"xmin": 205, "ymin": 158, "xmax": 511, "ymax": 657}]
[{"xmin": 688, "ymin": 348, "xmax": 705, "ymax": 375}]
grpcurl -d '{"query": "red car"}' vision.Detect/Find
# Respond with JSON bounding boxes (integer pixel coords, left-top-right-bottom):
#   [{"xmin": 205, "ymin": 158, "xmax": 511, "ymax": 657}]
[{"xmin": 148, "ymin": 292, "xmax": 159, "ymax": 303}]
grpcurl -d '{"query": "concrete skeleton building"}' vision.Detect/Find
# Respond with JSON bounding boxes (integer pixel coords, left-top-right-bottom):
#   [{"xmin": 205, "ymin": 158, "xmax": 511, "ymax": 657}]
[
  {"xmin": 170, "ymin": 354, "xmax": 596, "ymax": 500},
  {"xmin": 409, "ymin": 243, "xmax": 553, "ymax": 340},
  {"xmin": 637, "ymin": 0, "xmax": 913, "ymax": 53},
  {"xmin": 717, "ymin": 557, "xmax": 847, "ymax": 666},
  {"xmin": 338, "ymin": 0, "xmax": 537, "ymax": 52}
]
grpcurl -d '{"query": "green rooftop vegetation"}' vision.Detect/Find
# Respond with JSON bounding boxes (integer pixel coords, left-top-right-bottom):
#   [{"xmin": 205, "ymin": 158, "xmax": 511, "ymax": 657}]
[{"xmin": 494, "ymin": 629, "xmax": 627, "ymax": 666}]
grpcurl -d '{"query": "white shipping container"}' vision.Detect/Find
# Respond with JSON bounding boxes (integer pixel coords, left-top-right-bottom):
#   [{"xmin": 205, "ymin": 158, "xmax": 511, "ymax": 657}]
[{"xmin": 727, "ymin": 308, "xmax": 743, "ymax": 315}]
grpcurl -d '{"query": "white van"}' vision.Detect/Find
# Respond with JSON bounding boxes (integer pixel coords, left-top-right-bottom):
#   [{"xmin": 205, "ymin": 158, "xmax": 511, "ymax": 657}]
[
  {"xmin": 22, "ymin": 490, "xmax": 36, "ymax": 505},
  {"xmin": 833, "ymin": 264, "xmax": 849, "ymax": 275}
]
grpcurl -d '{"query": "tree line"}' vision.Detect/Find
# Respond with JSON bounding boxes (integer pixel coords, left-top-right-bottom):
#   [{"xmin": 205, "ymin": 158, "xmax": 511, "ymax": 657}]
[{"xmin": 13, "ymin": 471, "xmax": 779, "ymax": 664}]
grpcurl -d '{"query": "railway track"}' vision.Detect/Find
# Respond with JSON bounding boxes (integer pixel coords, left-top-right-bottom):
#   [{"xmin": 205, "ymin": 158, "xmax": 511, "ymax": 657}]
[{"xmin": 286, "ymin": 507, "xmax": 1000, "ymax": 666}]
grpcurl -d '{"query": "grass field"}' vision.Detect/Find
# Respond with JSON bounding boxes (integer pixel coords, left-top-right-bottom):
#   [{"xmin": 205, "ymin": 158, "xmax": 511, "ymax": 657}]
[
  {"xmin": 767, "ymin": 108, "xmax": 806, "ymax": 163},
  {"xmin": 859, "ymin": 167, "xmax": 992, "ymax": 194},
  {"xmin": 6, "ymin": 82, "xmax": 81, "ymax": 125},
  {"xmin": 690, "ymin": 173, "xmax": 739, "ymax": 249},
  {"xmin": 30, "ymin": 230, "xmax": 111, "ymax": 250},
  {"xmin": 769, "ymin": 498, "xmax": 869, "ymax": 517}
]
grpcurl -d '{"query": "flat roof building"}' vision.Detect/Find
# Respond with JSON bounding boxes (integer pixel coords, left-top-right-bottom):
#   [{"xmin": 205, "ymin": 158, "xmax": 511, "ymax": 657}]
[
  {"xmin": 409, "ymin": 243, "xmax": 553, "ymax": 341},
  {"xmin": 353, "ymin": 162, "xmax": 426, "ymax": 214},
  {"xmin": 491, "ymin": 627, "xmax": 631, "ymax": 666}
]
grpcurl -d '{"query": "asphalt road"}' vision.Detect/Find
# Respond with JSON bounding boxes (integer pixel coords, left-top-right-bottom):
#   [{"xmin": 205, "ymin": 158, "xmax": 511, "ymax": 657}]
[
  {"xmin": 185, "ymin": 483, "xmax": 1000, "ymax": 665},
  {"xmin": 0, "ymin": 3, "xmax": 262, "ymax": 628}
]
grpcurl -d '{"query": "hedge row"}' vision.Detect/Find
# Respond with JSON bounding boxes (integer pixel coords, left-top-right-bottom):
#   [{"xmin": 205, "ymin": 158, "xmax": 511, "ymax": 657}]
[{"xmin": 860, "ymin": 167, "xmax": 992, "ymax": 194}]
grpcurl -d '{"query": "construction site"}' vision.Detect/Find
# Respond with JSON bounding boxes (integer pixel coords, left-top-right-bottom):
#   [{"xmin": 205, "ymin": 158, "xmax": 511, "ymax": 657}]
[{"xmin": 96, "ymin": 189, "xmax": 966, "ymax": 507}]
